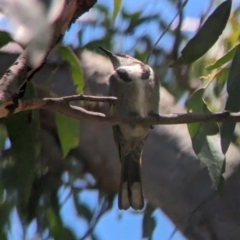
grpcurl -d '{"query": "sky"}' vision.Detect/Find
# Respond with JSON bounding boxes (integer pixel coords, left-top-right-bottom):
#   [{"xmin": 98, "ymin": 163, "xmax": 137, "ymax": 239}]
[
  {"xmin": 61, "ymin": 190, "xmax": 186, "ymax": 240},
  {"xmin": 1, "ymin": 0, "xmax": 239, "ymax": 240}
]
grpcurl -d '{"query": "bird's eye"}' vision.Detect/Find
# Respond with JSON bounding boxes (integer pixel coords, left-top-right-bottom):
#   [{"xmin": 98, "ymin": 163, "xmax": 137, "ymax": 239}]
[
  {"xmin": 141, "ymin": 65, "xmax": 150, "ymax": 80},
  {"xmin": 116, "ymin": 68, "xmax": 132, "ymax": 82}
]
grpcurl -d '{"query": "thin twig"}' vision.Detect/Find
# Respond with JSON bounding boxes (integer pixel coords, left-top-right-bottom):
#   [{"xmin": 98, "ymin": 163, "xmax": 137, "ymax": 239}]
[
  {"xmin": 79, "ymin": 197, "xmax": 110, "ymax": 240},
  {"xmin": 2, "ymin": 96, "xmax": 240, "ymax": 126},
  {"xmin": 61, "ymin": 94, "xmax": 117, "ymax": 103},
  {"xmin": 146, "ymin": 0, "xmax": 189, "ymax": 64}
]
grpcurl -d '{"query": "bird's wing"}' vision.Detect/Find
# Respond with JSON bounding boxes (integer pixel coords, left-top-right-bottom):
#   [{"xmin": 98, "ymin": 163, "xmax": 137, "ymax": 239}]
[{"xmin": 110, "ymin": 104, "xmax": 122, "ymax": 162}]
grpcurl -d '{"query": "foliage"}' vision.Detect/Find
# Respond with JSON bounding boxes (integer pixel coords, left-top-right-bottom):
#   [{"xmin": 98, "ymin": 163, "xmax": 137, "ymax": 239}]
[
  {"xmin": 187, "ymin": 88, "xmax": 225, "ymax": 190},
  {"xmin": 172, "ymin": 0, "xmax": 232, "ymax": 65},
  {"xmin": 58, "ymin": 46, "xmax": 84, "ymax": 94},
  {"xmin": 0, "ymin": 0, "xmax": 240, "ymax": 239}
]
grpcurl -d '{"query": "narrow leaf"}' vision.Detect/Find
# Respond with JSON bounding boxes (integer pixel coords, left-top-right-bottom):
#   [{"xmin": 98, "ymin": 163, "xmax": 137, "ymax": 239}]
[
  {"xmin": 113, "ymin": 0, "xmax": 122, "ymax": 22},
  {"xmin": 73, "ymin": 190, "xmax": 93, "ymax": 222},
  {"xmin": 0, "ymin": 201, "xmax": 12, "ymax": 240},
  {"xmin": 187, "ymin": 88, "xmax": 225, "ymax": 190},
  {"xmin": 0, "ymin": 31, "xmax": 12, "ymax": 48},
  {"xmin": 173, "ymin": 0, "xmax": 232, "ymax": 65},
  {"xmin": 142, "ymin": 203, "xmax": 156, "ymax": 239},
  {"xmin": 206, "ymin": 43, "xmax": 239, "ymax": 71},
  {"xmin": 6, "ymin": 113, "xmax": 36, "ymax": 202},
  {"xmin": 142, "ymin": 215, "xmax": 156, "ymax": 239},
  {"xmin": 58, "ymin": 45, "xmax": 84, "ymax": 93},
  {"xmin": 5, "ymin": 83, "xmax": 40, "ymax": 204},
  {"xmin": 55, "ymin": 112, "xmax": 79, "ymax": 158},
  {"xmin": 215, "ymin": 67, "xmax": 229, "ymax": 85},
  {"xmin": 0, "ymin": 125, "xmax": 8, "ymax": 150},
  {"xmin": 46, "ymin": 208, "xmax": 76, "ymax": 240},
  {"xmin": 221, "ymin": 45, "xmax": 240, "ymax": 153},
  {"xmin": 221, "ymin": 122, "xmax": 235, "ymax": 154}
]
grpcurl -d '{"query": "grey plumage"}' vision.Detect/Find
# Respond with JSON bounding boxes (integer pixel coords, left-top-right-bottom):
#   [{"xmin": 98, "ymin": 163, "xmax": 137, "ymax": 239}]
[{"xmin": 99, "ymin": 47, "xmax": 160, "ymax": 210}]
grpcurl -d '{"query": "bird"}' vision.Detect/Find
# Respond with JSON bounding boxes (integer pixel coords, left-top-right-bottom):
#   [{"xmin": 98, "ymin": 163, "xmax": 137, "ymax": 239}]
[{"xmin": 99, "ymin": 46, "xmax": 160, "ymax": 210}]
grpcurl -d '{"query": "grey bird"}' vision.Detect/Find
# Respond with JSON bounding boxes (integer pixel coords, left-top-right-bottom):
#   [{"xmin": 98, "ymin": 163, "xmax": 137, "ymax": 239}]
[{"xmin": 99, "ymin": 47, "xmax": 160, "ymax": 210}]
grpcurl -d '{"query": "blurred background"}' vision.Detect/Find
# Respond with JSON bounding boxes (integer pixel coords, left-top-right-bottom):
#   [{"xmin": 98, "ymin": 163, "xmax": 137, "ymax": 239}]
[{"xmin": 1, "ymin": 0, "xmax": 240, "ymax": 239}]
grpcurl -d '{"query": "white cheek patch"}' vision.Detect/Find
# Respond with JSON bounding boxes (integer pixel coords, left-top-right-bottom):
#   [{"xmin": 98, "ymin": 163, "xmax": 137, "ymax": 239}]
[
  {"xmin": 117, "ymin": 65, "xmax": 143, "ymax": 81},
  {"xmin": 147, "ymin": 67, "xmax": 156, "ymax": 88},
  {"xmin": 149, "ymin": 67, "xmax": 154, "ymax": 80}
]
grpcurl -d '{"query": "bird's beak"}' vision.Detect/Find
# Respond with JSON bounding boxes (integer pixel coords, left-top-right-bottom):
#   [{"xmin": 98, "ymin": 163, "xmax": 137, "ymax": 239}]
[{"xmin": 98, "ymin": 46, "xmax": 120, "ymax": 69}]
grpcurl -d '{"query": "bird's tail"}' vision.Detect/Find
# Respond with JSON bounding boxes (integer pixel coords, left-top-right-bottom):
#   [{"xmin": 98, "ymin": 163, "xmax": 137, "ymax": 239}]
[{"xmin": 118, "ymin": 146, "xmax": 144, "ymax": 210}]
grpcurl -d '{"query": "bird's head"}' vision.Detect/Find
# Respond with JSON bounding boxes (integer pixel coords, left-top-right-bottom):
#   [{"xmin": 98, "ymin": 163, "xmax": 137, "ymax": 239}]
[{"xmin": 98, "ymin": 46, "xmax": 152, "ymax": 83}]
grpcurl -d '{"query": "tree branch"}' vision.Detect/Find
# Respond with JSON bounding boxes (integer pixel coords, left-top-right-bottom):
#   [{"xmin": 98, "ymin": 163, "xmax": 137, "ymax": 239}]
[
  {"xmin": 0, "ymin": 94, "xmax": 239, "ymax": 125},
  {"xmin": 59, "ymin": 94, "xmax": 117, "ymax": 103},
  {"xmin": 0, "ymin": 0, "xmax": 96, "ymax": 102}
]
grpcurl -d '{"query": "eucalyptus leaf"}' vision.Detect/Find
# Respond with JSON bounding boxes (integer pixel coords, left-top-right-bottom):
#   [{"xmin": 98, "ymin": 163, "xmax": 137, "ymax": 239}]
[
  {"xmin": 142, "ymin": 215, "xmax": 156, "ymax": 239},
  {"xmin": 0, "ymin": 125, "xmax": 7, "ymax": 150},
  {"xmin": 113, "ymin": 0, "xmax": 122, "ymax": 22},
  {"xmin": 0, "ymin": 201, "xmax": 12, "ymax": 240},
  {"xmin": 5, "ymin": 83, "xmax": 40, "ymax": 205},
  {"xmin": 55, "ymin": 112, "xmax": 79, "ymax": 158},
  {"xmin": 78, "ymin": 204, "xmax": 93, "ymax": 222},
  {"xmin": 142, "ymin": 203, "xmax": 156, "ymax": 239},
  {"xmin": 206, "ymin": 43, "xmax": 239, "ymax": 71},
  {"xmin": 0, "ymin": 31, "xmax": 12, "ymax": 48},
  {"xmin": 221, "ymin": 45, "xmax": 240, "ymax": 153},
  {"xmin": 46, "ymin": 208, "xmax": 76, "ymax": 240},
  {"xmin": 58, "ymin": 45, "xmax": 84, "ymax": 94},
  {"xmin": 187, "ymin": 88, "xmax": 225, "ymax": 190},
  {"xmin": 173, "ymin": 0, "xmax": 232, "ymax": 65},
  {"xmin": 72, "ymin": 190, "xmax": 93, "ymax": 222}
]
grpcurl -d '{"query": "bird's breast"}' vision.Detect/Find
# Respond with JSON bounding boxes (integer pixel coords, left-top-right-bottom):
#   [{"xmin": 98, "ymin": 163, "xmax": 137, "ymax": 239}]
[
  {"xmin": 136, "ymin": 82, "xmax": 148, "ymax": 117},
  {"xmin": 120, "ymin": 124, "xmax": 148, "ymax": 140}
]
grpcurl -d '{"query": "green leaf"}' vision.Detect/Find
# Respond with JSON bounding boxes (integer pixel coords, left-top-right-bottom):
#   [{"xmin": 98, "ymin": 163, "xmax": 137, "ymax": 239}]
[
  {"xmin": 0, "ymin": 125, "xmax": 8, "ymax": 150},
  {"xmin": 0, "ymin": 232, "xmax": 7, "ymax": 240},
  {"xmin": 0, "ymin": 201, "xmax": 12, "ymax": 240},
  {"xmin": 46, "ymin": 208, "xmax": 76, "ymax": 240},
  {"xmin": 79, "ymin": 204, "xmax": 93, "ymax": 222},
  {"xmin": 96, "ymin": 5, "xmax": 109, "ymax": 16},
  {"xmin": 221, "ymin": 122, "xmax": 235, "ymax": 154},
  {"xmin": 55, "ymin": 113, "xmax": 79, "ymax": 158},
  {"xmin": 0, "ymin": 31, "xmax": 12, "ymax": 48},
  {"xmin": 112, "ymin": 0, "xmax": 122, "ymax": 22},
  {"xmin": 221, "ymin": 45, "xmax": 240, "ymax": 153},
  {"xmin": 6, "ymin": 112, "xmax": 37, "ymax": 202},
  {"xmin": 25, "ymin": 83, "xmax": 41, "ymax": 156},
  {"xmin": 73, "ymin": 190, "xmax": 93, "ymax": 222},
  {"xmin": 187, "ymin": 88, "xmax": 225, "ymax": 190},
  {"xmin": 85, "ymin": 39, "xmax": 109, "ymax": 52},
  {"xmin": 121, "ymin": 10, "xmax": 141, "ymax": 22},
  {"xmin": 225, "ymin": 46, "xmax": 240, "ymax": 110},
  {"xmin": 91, "ymin": 233, "xmax": 100, "ymax": 240},
  {"xmin": 144, "ymin": 202, "xmax": 156, "ymax": 216},
  {"xmin": 5, "ymin": 83, "xmax": 40, "ymax": 204},
  {"xmin": 76, "ymin": 203, "xmax": 93, "ymax": 222},
  {"xmin": 173, "ymin": 0, "xmax": 232, "ymax": 65},
  {"xmin": 206, "ymin": 43, "xmax": 239, "ymax": 71},
  {"xmin": 215, "ymin": 67, "xmax": 229, "ymax": 85},
  {"xmin": 58, "ymin": 45, "xmax": 84, "ymax": 93},
  {"xmin": 125, "ymin": 15, "xmax": 159, "ymax": 34},
  {"xmin": 142, "ymin": 203, "xmax": 156, "ymax": 239},
  {"xmin": 142, "ymin": 213, "xmax": 156, "ymax": 239}
]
